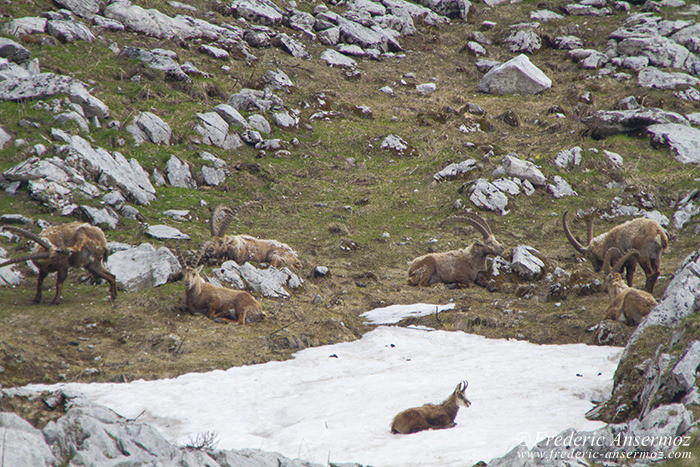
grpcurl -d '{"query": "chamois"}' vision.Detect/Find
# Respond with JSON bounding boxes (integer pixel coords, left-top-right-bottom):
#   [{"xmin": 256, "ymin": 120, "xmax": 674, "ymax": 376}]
[
  {"xmin": 179, "ymin": 251, "xmax": 264, "ymax": 324},
  {"xmin": 391, "ymin": 381, "xmax": 471, "ymax": 434},
  {"xmin": 602, "ymin": 248, "xmax": 657, "ymax": 326},
  {"xmin": 562, "ymin": 211, "xmax": 667, "ymax": 292},
  {"xmin": 0, "ymin": 223, "xmax": 117, "ymax": 305},
  {"xmin": 407, "ymin": 212, "xmax": 504, "ymax": 289},
  {"xmin": 203, "ymin": 204, "xmax": 302, "ymax": 270}
]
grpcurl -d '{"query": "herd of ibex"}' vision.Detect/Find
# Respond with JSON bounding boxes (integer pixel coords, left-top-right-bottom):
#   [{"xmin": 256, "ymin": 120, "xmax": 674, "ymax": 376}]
[{"xmin": 1, "ymin": 205, "xmax": 668, "ymax": 332}]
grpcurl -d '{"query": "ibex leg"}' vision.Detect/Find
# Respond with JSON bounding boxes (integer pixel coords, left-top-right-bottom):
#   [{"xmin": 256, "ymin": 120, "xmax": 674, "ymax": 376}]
[
  {"xmin": 51, "ymin": 267, "xmax": 68, "ymax": 305},
  {"xmin": 33, "ymin": 270, "xmax": 48, "ymax": 304},
  {"xmin": 86, "ymin": 263, "xmax": 117, "ymax": 301}
]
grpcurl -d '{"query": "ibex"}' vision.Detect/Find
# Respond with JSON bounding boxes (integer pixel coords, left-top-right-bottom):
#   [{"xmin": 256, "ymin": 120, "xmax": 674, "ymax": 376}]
[
  {"xmin": 602, "ymin": 248, "xmax": 657, "ymax": 326},
  {"xmin": 203, "ymin": 204, "xmax": 301, "ymax": 270},
  {"xmin": 179, "ymin": 251, "xmax": 264, "ymax": 325},
  {"xmin": 0, "ymin": 222, "xmax": 117, "ymax": 305},
  {"xmin": 562, "ymin": 211, "xmax": 667, "ymax": 292},
  {"xmin": 407, "ymin": 212, "xmax": 504, "ymax": 289},
  {"xmin": 391, "ymin": 381, "xmax": 471, "ymax": 434}
]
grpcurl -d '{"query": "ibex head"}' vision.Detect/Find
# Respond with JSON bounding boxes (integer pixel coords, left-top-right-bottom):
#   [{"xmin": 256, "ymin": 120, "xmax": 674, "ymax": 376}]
[
  {"xmin": 603, "ymin": 247, "xmax": 640, "ymax": 290},
  {"xmin": 454, "ymin": 380, "xmax": 471, "ymax": 408},
  {"xmin": 562, "ymin": 211, "xmax": 603, "ymax": 271},
  {"xmin": 442, "ymin": 212, "xmax": 504, "ymax": 256}
]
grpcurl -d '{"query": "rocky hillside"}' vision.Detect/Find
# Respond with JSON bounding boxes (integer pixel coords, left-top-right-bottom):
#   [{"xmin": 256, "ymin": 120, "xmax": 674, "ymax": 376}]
[{"xmin": 0, "ymin": 0, "xmax": 699, "ymax": 462}]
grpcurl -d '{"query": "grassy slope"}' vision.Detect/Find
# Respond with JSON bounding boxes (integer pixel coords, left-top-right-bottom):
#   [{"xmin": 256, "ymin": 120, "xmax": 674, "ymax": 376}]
[{"xmin": 0, "ymin": 0, "xmax": 698, "ymax": 395}]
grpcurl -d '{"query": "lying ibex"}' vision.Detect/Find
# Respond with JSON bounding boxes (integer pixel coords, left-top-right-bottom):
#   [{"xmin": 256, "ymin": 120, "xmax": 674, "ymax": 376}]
[
  {"xmin": 562, "ymin": 211, "xmax": 668, "ymax": 292},
  {"xmin": 603, "ymin": 248, "xmax": 657, "ymax": 326},
  {"xmin": 391, "ymin": 381, "xmax": 471, "ymax": 434},
  {"xmin": 0, "ymin": 222, "xmax": 117, "ymax": 305},
  {"xmin": 179, "ymin": 252, "xmax": 264, "ymax": 324},
  {"xmin": 203, "ymin": 204, "xmax": 301, "ymax": 270},
  {"xmin": 407, "ymin": 212, "xmax": 504, "ymax": 289}
]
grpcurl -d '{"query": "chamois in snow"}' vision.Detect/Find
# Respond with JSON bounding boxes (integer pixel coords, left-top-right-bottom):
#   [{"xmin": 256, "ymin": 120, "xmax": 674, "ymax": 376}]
[{"xmin": 391, "ymin": 381, "xmax": 471, "ymax": 434}]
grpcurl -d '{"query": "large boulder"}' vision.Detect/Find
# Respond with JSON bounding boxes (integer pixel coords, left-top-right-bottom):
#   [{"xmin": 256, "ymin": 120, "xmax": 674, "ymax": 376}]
[
  {"xmin": 215, "ymin": 260, "xmax": 303, "ymax": 298},
  {"xmin": 647, "ymin": 123, "xmax": 700, "ymax": 164},
  {"xmin": 478, "ymin": 54, "xmax": 551, "ymax": 95},
  {"xmin": 106, "ymin": 243, "xmax": 182, "ymax": 292}
]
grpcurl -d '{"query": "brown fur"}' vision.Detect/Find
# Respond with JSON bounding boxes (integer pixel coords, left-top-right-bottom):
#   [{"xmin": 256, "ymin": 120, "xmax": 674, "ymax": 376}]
[
  {"xmin": 391, "ymin": 381, "xmax": 471, "ymax": 434},
  {"xmin": 408, "ymin": 213, "xmax": 504, "ymax": 289},
  {"xmin": 0, "ymin": 223, "xmax": 117, "ymax": 305},
  {"xmin": 603, "ymin": 249, "xmax": 657, "ymax": 326},
  {"xmin": 182, "ymin": 265, "xmax": 264, "ymax": 324},
  {"xmin": 563, "ymin": 212, "xmax": 668, "ymax": 292}
]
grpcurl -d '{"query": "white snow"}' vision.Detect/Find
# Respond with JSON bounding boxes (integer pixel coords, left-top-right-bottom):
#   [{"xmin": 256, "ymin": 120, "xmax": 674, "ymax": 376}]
[
  {"xmin": 27, "ymin": 326, "xmax": 621, "ymax": 466},
  {"xmin": 360, "ymin": 302, "xmax": 455, "ymax": 324}
]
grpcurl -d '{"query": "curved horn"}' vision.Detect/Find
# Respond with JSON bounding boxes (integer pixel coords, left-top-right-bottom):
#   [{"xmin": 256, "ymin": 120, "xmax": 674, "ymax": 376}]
[
  {"xmin": 459, "ymin": 380, "xmax": 468, "ymax": 391},
  {"xmin": 585, "ymin": 210, "xmax": 598, "ymax": 245},
  {"xmin": 0, "ymin": 251, "xmax": 50, "ymax": 268},
  {"xmin": 193, "ymin": 241, "xmax": 212, "ymax": 267},
  {"xmin": 562, "ymin": 212, "xmax": 589, "ymax": 255},
  {"xmin": 612, "ymin": 249, "xmax": 640, "ymax": 274},
  {"xmin": 462, "ymin": 211, "xmax": 492, "ymax": 236},
  {"xmin": 209, "ymin": 205, "xmax": 235, "ymax": 237},
  {"xmin": 603, "ymin": 247, "xmax": 621, "ymax": 275},
  {"xmin": 442, "ymin": 216, "xmax": 490, "ymax": 239},
  {"xmin": 2, "ymin": 226, "xmax": 53, "ymax": 251}
]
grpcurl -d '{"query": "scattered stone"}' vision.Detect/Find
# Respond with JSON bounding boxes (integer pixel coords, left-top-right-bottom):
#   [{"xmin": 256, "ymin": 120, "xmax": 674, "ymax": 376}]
[
  {"xmin": 195, "ymin": 112, "xmax": 243, "ymax": 150},
  {"xmin": 647, "ymin": 123, "xmax": 700, "ymax": 164},
  {"xmin": 145, "ymin": 225, "xmax": 190, "ymax": 240},
  {"xmin": 548, "ymin": 175, "xmax": 577, "ymax": 198},
  {"xmin": 106, "ymin": 243, "xmax": 181, "ymax": 292},
  {"xmin": 478, "ymin": 54, "xmax": 552, "ymax": 95},
  {"xmin": 511, "ymin": 245, "xmax": 545, "ymax": 279},
  {"xmin": 380, "ymin": 134, "xmax": 417, "ymax": 157},
  {"xmin": 80, "ymin": 205, "xmax": 119, "ymax": 230},
  {"xmin": 165, "ymin": 155, "xmax": 196, "ymax": 188},
  {"xmin": 554, "ymin": 146, "xmax": 583, "ymax": 168},
  {"xmin": 128, "ymin": 112, "xmax": 171, "ymax": 145},
  {"xmin": 215, "ymin": 260, "xmax": 303, "ymax": 298},
  {"xmin": 469, "ymin": 179, "xmax": 509, "ymax": 215},
  {"xmin": 416, "ymin": 83, "xmax": 436, "ymax": 94},
  {"xmin": 320, "ymin": 49, "xmax": 357, "ymax": 68},
  {"xmin": 434, "ymin": 159, "xmax": 477, "ymax": 182},
  {"xmin": 501, "ymin": 154, "xmax": 546, "ymax": 186}
]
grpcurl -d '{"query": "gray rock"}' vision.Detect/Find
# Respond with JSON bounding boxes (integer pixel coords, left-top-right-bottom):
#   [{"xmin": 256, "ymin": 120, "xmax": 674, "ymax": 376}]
[
  {"xmin": 0, "ymin": 126, "xmax": 12, "ymax": 148},
  {"xmin": 318, "ymin": 27, "xmax": 340, "ymax": 46},
  {"xmin": 0, "ymin": 412, "xmax": 56, "ymax": 466},
  {"xmin": 554, "ymin": 146, "xmax": 582, "ymax": 168},
  {"xmin": 511, "ymin": 245, "xmax": 545, "ymax": 279},
  {"xmin": 27, "ymin": 179, "xmax": 76, "ymax": 213},
  {"xmin": 163, "ymin": 209, "xmax": 190, "ymax": 221},
  {"xmin": 586, "ymin": 108, "xmax": 688, "ymax": 138},
  {"xmin": 530, "ymin": 9, "xmax": 564, "ymax": 21},
  {"xmin": 1, "ymin": 17, "xmax": 48, "ymax": 36},
  {"xmin": 201, "ymin": 166, "xmax": 227, "ymax": 186},
  {"xmin": 673, "ymin": 190, "xmax": 700, "ymax": 229},
  {"xmin": 80, "ymin": 205, "xmax": 119, "ymax": 230},
  {"xmin": 272, "ymin": 108, "xmax": 298, "ymax": 128},
  {"xmin": 60, "ymin": 135, "xmax": 156, "ymax": 205},
  {"xmin": 228, "ymin": 88, "xmax": 283, "ymax": 113},
  {"xmin": 565, "ymin": 4, "xmax": 612, "ymax": 16},
  {"xmin": 647, "ymin": 123, "xmax": 700, "ymax": 164},
  {"xmin": 231, "ymin": 0, "xmax": 284, "ymax": 25},
  {"xmin": 215, "ymin": 260, "xmax": 303, "ymax": 298},
  {"xmin": 201, "ymin": 152, "xmax": 226, "ymax": 168},
  {"xmin": 119, "ymin": 47, "xmax": 189, "ymax": 82},
  {"xmin": 199, "ymin": 44, "xmax": 229, "ymax": 60},
  {"xmin": 46, "ymin": 19, "xmax": 96, "ymax": 43},
  {"xmin": 416, "ymin": 82, "xmax": 436, "ymax": 94},
  {"xmin": 278, "ymin": 32, "xmax": 309, "ymax": 59},
  {"xmin": 380, "ymin": 134, "xmax": 416, "ymax": 157},
  {"xmin": 54, "ymin": 0, "xmax": 101, "ymax": 19},
  {"xmin": 492, "ymin": 177, "xmax": 520, "ymax": 196},
  {"xmin": 478, "ymin": 54, "xmax": 552, "ymax": 95},
  {"xmin": 320, "ymin": 49, "xmax": 357, "ymax": 68},
  {"xmin": 248, "ymin": 114, "xmax": 271, "ymax": 134},
  {"xmin": 505, "ymin": 29, "xmax": 541, "ymax": 53},
  {"xmin": 548, "ymin": 175, "xmax": 577, "ymax": 198},
  {"xmin": 165, "ymin": 155, "xmax": 196, "ymax": 188},
  {"xmin": 145, "ymin": 225, "xmax": 190, "ymax": 240},
  {"xmin": 638, "ymin": 66, "xmax": 699, "ymax": 89},
  {"xmin": 92, "ymin": 15, "xmax": 126, "ymax": 31},
  {"xmin": 0, "ymin": 254, "xmax": 23, "ymax": 286},
  {"xmin": 132, "ymin": 111, "xmax": 172, "ymax": 145},
  {"xmin": 107, "ymin": 243, "xmax": 181, "ymax": 292},
  {"xmin": 434, "ymin": 159, "xmax": 477, "ymax": 181},
  {"xmin": 464, "ymin": 41, "xmax": 486, "ymax": 55},
  {"xmin": 0, "ymin": 73, "xmax": 77, "ymax": 101},
  {"xmin": 469, "ymin": 179, "xmax": 509, "ymax": 215},
  {"xmin": 54, "ymin": 110, "xmax": 90, "ymax": 132},
  {"xmin": 4, "ymin": 156, "xmax": 100, "ymax": 198},
  {"xmin": 195, "ymin": 112, "xmax": 243, "ymax": 150},
  {"xmin": 0, "ymin": 38, "xmax": 31, "ymax": 63},
  {"xmin": 604, "ymin": 150, "xmax": 624, "ymax": 168},
  {"xmin": 104, "ymin": 1, "xmax": 199, "ymax": 40},
  {"xmin": 67, "ymin": 83, "xmax": 110, "ymax": 120},
  {"xmin": 214, "ymin": 104, "xmax": 250, "ymax": 128},
  {"xmin": 262, "ymin": 69, "xmax": 294, "ymax": 91},
  {"xmin": 502, "ymin": 155, "xmax": 546, "ymax": 186}
]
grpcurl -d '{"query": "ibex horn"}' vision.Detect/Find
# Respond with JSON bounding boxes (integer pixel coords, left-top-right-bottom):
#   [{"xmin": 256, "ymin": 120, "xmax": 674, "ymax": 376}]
[
  {"xmin": 443, "ymin": 215, "xmax": 490, "ymax": 239},
  {"xmin": 1, "ymin": 226, "xmax": 53, "ymax": 251},
  {"xmin": 562, "ymin": 212, "xmax": 589, "ymax": 255},
  {"xmin": 193, "ymin": 242, "xmax": 211, "ymax": 267},
  {"xmin": 0, "ymin": 251, "xmax": 50, "ymax": 268},
  {"xmin": 462, "ymin": 211, "xmax": 492, "ymax": 236},
  {"xmin": 612, "ymin": 249, "xmax": 640, "ymax": 274},
  {"xmin": 602, "ymin": 247, "xmax": 622, "ymax": 275},
  {"xmin": 209, "ymin": 204, "xmax": 235, "ymax": 237}
]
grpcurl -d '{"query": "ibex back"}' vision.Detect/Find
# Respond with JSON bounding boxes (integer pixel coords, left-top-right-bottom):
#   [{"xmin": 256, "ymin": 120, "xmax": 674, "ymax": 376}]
[{"xmin": 0, "ymin": 222, "xmax": 117, "ymax": 305}]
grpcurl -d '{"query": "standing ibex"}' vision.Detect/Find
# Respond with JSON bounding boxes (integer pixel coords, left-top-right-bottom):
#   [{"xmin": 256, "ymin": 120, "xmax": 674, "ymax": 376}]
[
  {"xmin": 602, "ymin": 248, "xmax": 657, "ymax": 326},
  {"xmin": 562, "ymin": 212, "xmax": 667, "ymax": 292},
  {"xmin": 203, "ymin": 204, "xmax": 301, "ymax": 270},
  {"xmin": 178, "ymin": 251, "xmax": 264, "ymax": 325},
  {"xmin": 391, "ymin": 381, "xmax": 471, "ymax": 434},
  {"xmin": 407, "ymin": 212, "xmax": 504, "ymax": 289},
  {"xmin": 0, "ymin": 222, "xmax": 117, "ymax": 305}
]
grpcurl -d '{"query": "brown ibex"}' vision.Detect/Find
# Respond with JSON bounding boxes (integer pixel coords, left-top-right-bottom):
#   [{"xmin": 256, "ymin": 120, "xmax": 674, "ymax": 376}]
[
  {"xmin": 391, "ymin": 381, "xmax": 471, "ymax": 434},
  {"xmin": 0, "ymin": 222, "xmax": 117, "ymax": 305},
  {"xmin": 407, "ymin": 212, "xmax": 504, "ymax": 289},
  {"xmin": 602, "ymin": 248, "xmax": 657, "ymax": 326},
  {"xmin": 179, "ymin": 251, "xmax": 264, "ymax": 325},
  {"xmin": 562, "ymin": 211, "xmax": 668, "ymax": 292},
  {"xmin": 203, "ymin": 204, "xmax": 301, "ymax": 270}
]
